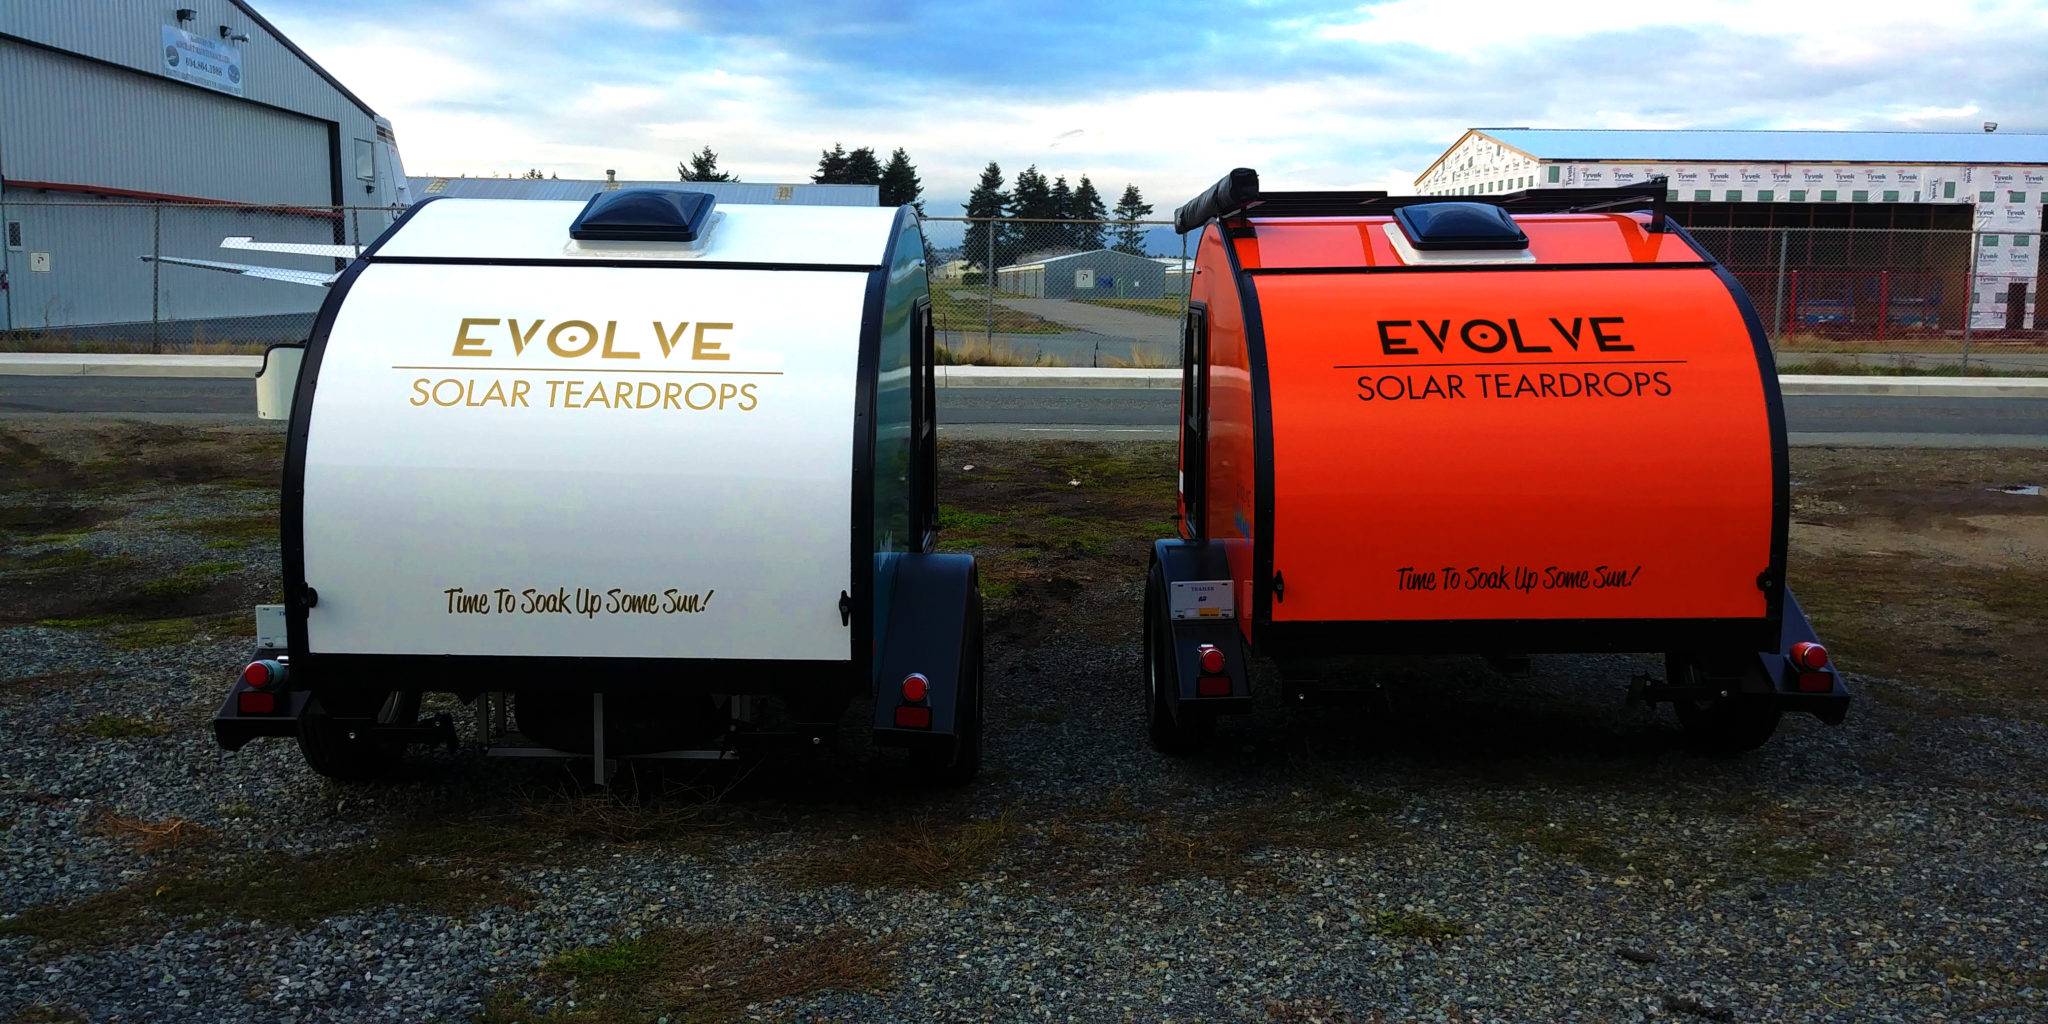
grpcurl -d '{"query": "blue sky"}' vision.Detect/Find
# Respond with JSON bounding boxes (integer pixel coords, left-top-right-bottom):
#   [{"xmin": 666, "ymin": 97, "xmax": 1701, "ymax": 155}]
[{"xmin": 268, "ymin": 0, "xmax": 2048, "ymax": 222}]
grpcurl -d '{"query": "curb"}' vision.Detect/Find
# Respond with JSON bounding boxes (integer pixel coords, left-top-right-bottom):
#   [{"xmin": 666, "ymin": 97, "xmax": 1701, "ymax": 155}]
[
  {"xmin": 5, "ymin": 355, "xmax": 2046, "ymax": 398},
  {"xmin": 0, "ymin": 353, "xmax": 264, "ymax": 378}
]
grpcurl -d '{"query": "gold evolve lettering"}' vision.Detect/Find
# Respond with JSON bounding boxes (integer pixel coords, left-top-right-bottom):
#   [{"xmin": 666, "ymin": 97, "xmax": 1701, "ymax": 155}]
[{"xmin": 451, "ymin": 319, "xmax": 739, "ymax": 361}]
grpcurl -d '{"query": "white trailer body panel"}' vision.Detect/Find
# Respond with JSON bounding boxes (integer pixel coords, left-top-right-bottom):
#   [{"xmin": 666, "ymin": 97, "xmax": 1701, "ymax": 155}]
[{"xmin": 300, "ymin": 261, "xmax": 863, "ymax": 661}]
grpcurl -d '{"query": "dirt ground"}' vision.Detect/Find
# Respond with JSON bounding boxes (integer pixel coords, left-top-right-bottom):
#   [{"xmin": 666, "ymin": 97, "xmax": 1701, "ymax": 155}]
[{"xmin": 1, "ymin": 421, "xmax": 2045, "ymax": 1023}]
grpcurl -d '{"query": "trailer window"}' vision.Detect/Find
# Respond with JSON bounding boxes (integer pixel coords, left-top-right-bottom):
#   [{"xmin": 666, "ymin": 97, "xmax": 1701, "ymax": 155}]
[
  {"xmin": 910, "ymin": 296, "xmax": 938, "ymax": 549},
  {"xmin": 353, "ymin": 138, "xmax": 375, "ymax": 182},
  {"xmin": 1180, "ymin": 304, "xmax": 1209, "ymax": 538}
]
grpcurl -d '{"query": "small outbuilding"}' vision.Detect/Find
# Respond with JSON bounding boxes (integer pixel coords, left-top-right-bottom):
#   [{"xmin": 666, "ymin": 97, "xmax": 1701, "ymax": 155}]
[{"xmin": 997, "ymin": 248, "xmax": 1168, "ymax": 299}]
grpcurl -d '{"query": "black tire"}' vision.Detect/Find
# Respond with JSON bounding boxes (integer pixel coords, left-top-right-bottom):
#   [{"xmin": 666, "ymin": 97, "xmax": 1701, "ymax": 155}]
[
  {"xmin": 296, "ymin": 690, "xmax": 416, "ymax": 782},
  {"xmin": 1144, "ymin": 566, "xmax": 1211, "ymax": 755},
  {"xmin": 911, "ymin": 591, "xmax": 984, "ymax": 786},
  {"xmin": 1666, "ymin": 654, "xmax": 1780, "ymax": 754}
]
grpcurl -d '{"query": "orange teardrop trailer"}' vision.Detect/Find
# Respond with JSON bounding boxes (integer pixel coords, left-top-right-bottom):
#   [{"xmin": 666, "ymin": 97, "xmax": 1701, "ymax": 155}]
[{"xmin": 1145, "ymin": 170, "xmax": 1849, "ymax": 753}]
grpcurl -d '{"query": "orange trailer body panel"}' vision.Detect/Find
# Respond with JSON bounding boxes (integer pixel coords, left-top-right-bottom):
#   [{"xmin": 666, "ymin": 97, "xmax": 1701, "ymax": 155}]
[
  {"xmin": 1254, "ymin": 264, "xmax": 1773, "ymax": 623},
  {"xmin": 1182, "ymin": 209, "xmax": 1791, "ymax": 650}
]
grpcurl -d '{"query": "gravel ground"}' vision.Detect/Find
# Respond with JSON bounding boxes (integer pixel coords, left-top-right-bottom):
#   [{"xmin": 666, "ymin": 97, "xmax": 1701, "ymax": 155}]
[{"xmin": 2, "ymin": 425, "xmax": 2045, "ymax": 1023}]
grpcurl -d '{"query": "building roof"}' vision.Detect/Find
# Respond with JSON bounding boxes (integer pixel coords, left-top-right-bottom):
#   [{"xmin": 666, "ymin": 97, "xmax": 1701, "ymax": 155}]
[
  {"xmin": 231, "ymin": 0, "xmax": 378, "ymax": 118},
  {"xmin": 999, "ymin": 248, "xmax": 1166, "ymax": 272},
  {"xmin": 407, "ymin": 176, "xmax": 879, "ymax": 206},
  {"xmin": 1473, "ymin": 128, "xmax": 2048, "ymax": 166}
]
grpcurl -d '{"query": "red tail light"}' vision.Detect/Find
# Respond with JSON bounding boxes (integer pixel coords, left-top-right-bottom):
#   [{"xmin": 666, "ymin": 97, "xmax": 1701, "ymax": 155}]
[
  {"xmin": 1197, "ymin": 676, "xmax": 1230, "ymax": 698},
  {"xmin": 901, "ymin": 673, "xmax": 929, "ymax": 704},
  {"xmin": 237, "ymin": 690, "xmax": 278, "ymax": 714},
  {"xmin": 894, "ymin": 706, "xmax": 932, "ymax": 729},
  {"xmin": 1197, "ymin": 644, "xmax": 1226, "ymax": 675},
  {"xmin": 1790, "ymin": 642, "xmax": 1829, "ymax": 671},
  {"xmin": 240, "ymin": 660, "xmax": 277, "ymax": 689}
]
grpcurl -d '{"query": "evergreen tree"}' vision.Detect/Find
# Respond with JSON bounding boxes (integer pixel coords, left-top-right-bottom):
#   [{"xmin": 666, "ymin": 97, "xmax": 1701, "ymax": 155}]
[
  {"xmin": 1047, "ymin": 175, "xmax": 1075, "ymax": 249},
  {"xmin": 1111, "ymin": 183, "xmax": 1154, "ymax": 255},
  {"xmin": 812, "ymin": 143, "xmax": 850, "ymax": 184},
  {"xmin": 677, "ymin": 146, "xmax": 735, "ymax": 182},
  {"xmin": 1069, "ymin": 175, "xmax": 1108, "ymax": 250},
  {"xmin": 878, "ymin": 148, "xmax": 924, "ymax": 212},
  {"xmin": 962, "ymin": 161, "xmax": 1008, "ymax": 272},
  {"xmin": 842, "ymin": 146, "xmax": 884, "ymax": 186},
  {"xmin": 519, "ymin": 168, "xmax": 546, "ymax": 179}
]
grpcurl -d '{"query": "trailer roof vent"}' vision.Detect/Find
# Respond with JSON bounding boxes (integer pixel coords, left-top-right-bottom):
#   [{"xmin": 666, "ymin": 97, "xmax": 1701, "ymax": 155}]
[
  {"xmin": 570, "ymin": 188, "xmax": 717, "ymax": 243},
  {"xmin": 1392, "ymin": 202, "xmax": 1529, "ymax": 251}
]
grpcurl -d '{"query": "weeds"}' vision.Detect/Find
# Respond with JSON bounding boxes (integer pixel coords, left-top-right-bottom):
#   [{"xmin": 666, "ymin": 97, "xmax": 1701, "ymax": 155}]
[
  {"xmin": 93, "ymin": 811, "xmax": 218, "ymax": 854},
  {"xmin": 773, "ymin": 815, "xmax": 1017, "ymax": 890},
  {"xmin": 71, "ymin": 714, "xmax": 172, "ymax": 740}
]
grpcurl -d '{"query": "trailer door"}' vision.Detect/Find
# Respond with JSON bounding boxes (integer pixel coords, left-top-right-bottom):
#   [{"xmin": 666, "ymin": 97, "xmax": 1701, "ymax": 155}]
[{"xmin": 297, "ymin": 262, "xmax": 865, "ymax": 662}]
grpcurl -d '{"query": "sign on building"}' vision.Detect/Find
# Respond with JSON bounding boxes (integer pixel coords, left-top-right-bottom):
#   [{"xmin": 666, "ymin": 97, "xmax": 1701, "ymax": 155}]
[{"xmin": 161, "ymin": 25, "xmax": 244, "ymax": 97}]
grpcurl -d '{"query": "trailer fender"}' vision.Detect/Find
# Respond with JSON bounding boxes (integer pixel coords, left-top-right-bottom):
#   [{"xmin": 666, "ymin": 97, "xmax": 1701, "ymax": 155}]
[
  {"xmin": 872, "ymin": 553, "xmax": 981, "ymax": 752},
  {"xmin": 1151, "ymin": 540, "xmax": 1252, "ymax": 714}
]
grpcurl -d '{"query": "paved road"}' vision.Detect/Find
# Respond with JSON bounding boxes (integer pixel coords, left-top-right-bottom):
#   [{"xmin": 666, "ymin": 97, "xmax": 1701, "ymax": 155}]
[
  {"xmin": 4, "ymin": 376, "xmax": 2048, "ymax": 447},
  {"xmin": 991, "ymin": 295, "xmax": 1177, "ymax": 340}
]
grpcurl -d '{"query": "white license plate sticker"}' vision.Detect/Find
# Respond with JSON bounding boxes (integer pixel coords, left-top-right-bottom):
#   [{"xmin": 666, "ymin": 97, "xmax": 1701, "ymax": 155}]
[
  {"xmin": 1169, "ymin": 580, "xmax": 1235, "ymax": 621},
  {"xmin": 254, "ymin": 604, "xmax": 287, "ymax": 649}
]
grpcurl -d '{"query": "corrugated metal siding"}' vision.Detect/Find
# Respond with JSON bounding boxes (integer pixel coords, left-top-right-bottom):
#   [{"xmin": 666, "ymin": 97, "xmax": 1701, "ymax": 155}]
[
  {"xmin": 0, "ymin": 39, "xmax": 330, "ymax": 205},
  {"xmin": 2, "ymin": 190, "xmax": 340, "ymax": 330},
  {"xmin": 407, "ymin": 176, "xmax": 881, "ymax": 206},
  {"xmin": 0, "ymin": 0, "xmax": 371, "ymax": 124}
]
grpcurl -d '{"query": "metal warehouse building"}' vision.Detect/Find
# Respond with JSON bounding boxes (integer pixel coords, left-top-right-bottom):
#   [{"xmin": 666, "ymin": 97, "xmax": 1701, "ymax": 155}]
[
  {"xmin": 1418, "ymin": 128, "xmax": 2048, "ymax": 332},
  {"xmin": 0, "ymin": 2, "xmax": 406, "ymax": 337},
  {"xmin": 408, "ymin": 173, "xmax": 879, "ymax": 206},
  {"xmin": 996, "ymin": 248, "xmax": 1168, "ymax": 299}
]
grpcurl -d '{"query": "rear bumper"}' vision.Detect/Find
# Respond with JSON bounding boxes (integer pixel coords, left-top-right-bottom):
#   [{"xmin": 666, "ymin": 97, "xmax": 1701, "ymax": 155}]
[{"xmin": 213, "ymin": 679, "xmax": 310, "ymax": 751}]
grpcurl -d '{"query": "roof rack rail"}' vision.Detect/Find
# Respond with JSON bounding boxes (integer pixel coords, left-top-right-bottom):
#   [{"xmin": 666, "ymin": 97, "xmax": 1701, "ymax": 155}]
[{"xmin": 1173, "ymin": 171, "xmax": 1670, "ymax": 233}]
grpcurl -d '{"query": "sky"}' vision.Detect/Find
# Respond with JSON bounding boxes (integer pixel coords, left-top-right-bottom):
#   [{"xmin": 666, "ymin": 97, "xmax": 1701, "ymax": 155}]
[{"xmin": 266, "ymin": 0, "xmax": 2048, "ymax": 225}]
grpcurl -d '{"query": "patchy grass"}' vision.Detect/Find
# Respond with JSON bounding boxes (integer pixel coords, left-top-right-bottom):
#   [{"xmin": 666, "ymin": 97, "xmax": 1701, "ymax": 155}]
[
  {"xmin": 1777, "ymin": 357, "xmax": 2044, "ymax": 378},
  {"xmin": 929, "ymin": 286, "xmax": 1061, "ymax": 334},
  {"xmin": 481, "ymin": 925, "xmax": 898, "ymax": 1024},
  {"xmin": 0, "ymin": 670, "xmax": 93, "ymax": 702},
  {"xmin": 772, "ymin": 815, "xmax": 1017, "ymax": 890},
  {"xmin": 0, "ymin": 335, "xmax": 269, "ymax": 355},
  {"xmin": 169, "ymin": 513, "xmax": 278, "ymax": 547},
  {"xmin": 137, "ymin": 561, "xmax": 241, "ymax": 602},
  {"xmin": 1471, "ymin": 797, "xmax": 1844, "ymax": 886},
  {"xmin": 0, "ymin": 820, "xmax": 527, "ymax": 954},
  {"xmin": 934, "ymin": 338, "xmax": 1065, "ymax": 366},
  {"xmin": 69, "ymin": 714, "xmax": 172, "ymax": 740},
  {"xmin": 1786, "ymin": 447, "xmax": 2048, "ymax": 716},
  {"xmin": 92, "ymin": 811, "xmax": 218, "ymax": 854}
]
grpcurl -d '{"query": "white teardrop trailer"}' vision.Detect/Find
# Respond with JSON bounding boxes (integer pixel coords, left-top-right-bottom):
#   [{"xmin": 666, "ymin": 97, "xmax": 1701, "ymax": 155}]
[{"xmin": 184, "ymin": 190, "xmax": 984, "ymax": 784}]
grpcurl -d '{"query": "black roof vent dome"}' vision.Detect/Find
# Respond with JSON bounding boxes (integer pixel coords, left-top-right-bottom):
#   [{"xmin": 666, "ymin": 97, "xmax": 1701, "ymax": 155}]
[
  {"xmin": 1392, "ymin": 202, "xmax": 1529, "ymax": 251},
  {"xmin": 570, "ymin": 188, "xmax": 717, "ymax": 242}
]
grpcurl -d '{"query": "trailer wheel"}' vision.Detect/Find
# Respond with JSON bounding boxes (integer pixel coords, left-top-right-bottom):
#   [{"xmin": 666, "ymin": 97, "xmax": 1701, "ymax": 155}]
[
  {"xmin": 912, "ymin": 590, "xmax": 983, "ymax": 786},
  {"xmin": 1666, "ymin": 655, "xmax": 1780, "ymax": 754},
  {"xmin": 1144, "ymin": 567, "xmax": 1212, "ymax": 755},
  {"xmin": 296, "ymin": 690, "xmax": 416, "ymax": 782}
]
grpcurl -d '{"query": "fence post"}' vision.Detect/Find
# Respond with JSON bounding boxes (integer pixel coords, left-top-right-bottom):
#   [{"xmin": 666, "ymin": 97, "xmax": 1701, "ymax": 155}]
[
  {"xmin": 1875, "ymin": 270, "xmax": 1889, "ymax": 343},
  {"xmin": 1960, "ymin": 231, "xmax": 1977, "ymax": 371},
  {"xmin": 983, "ymin": 219, "xmax": 995, "ymax": 345},
  {"xmin": 149, "ymin": 202, "xmax": 160, "ymax": 356},
  {"xmin": 350, "ymin": 206, "xmax": 362, "ymax": 254},
  {"xmin": 1769, "ymin": 228, "xmax": 1788, "ymax": 351}
]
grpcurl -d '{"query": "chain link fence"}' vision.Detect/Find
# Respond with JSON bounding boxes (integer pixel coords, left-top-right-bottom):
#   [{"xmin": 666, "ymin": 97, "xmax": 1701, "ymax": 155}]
[
  {"xmin": 4, "ymin": 201, "xmax": 2042, "ymax": 375},
  {"xmin": 920, "ymin": 216, "xmax": 1187, "ymax": 368},
  {"xmin": 0, "ymin": 200, "xmax": 399, "ymax": 352}
]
